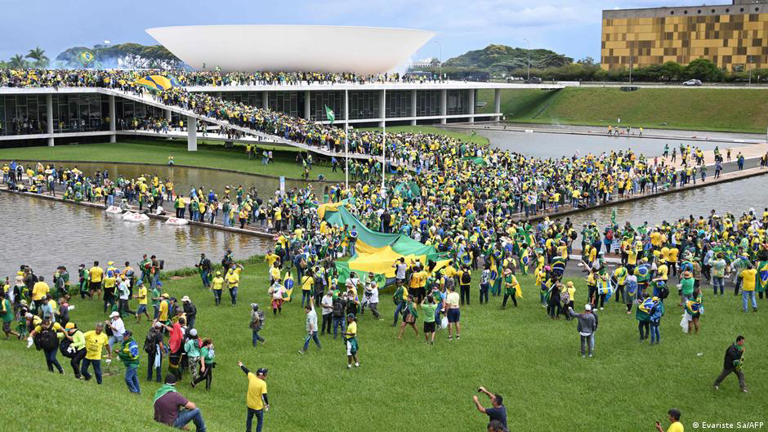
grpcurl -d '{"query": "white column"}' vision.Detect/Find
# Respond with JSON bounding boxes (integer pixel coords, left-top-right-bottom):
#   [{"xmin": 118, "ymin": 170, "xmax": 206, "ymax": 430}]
[
  {"xmin": 109, "ymin": 95, "xmax": 116, "ymax": 143},
  {"xmin": 468, "ymin": 89, "xmax": 475, "ymax": 124},
  {"xmin": 440, "ymin": 89, "xmax": 447, "ymax": 125},
  {"xmin": 187, "ymin": 116, "xmax": 197, "ymax": 151},
  {"xmin": 304, "ymin": 90, "xmax": 311, "ymax": 120},
  {"xmin": 46, "ymin": 94, "xmax": 54, "ymax": 146},
  {"xmin": 379, "ymin": 89, "xmax": 386, "ymax": 128},
  {"xmin": 262, "ymin": 91, "xmax": 269, "ymax": 109},
  {"xmin": 493, "ymin": 89, "xmax": 502, "ymax": 122},
  {"xmin": 410, "ymin": 90, "xmax": 417, "ymax": 126},
  {"xmin": 165, "ymin": 109, "xmax": 172, "ymax": 122}
]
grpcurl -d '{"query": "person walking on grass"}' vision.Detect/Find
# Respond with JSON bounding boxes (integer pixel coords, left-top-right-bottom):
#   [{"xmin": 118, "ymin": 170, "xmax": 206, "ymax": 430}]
[
  {"xmin": 344, "ymin": 313, "xmax": 359, "ymax": 369},
  {"xmin": 192, "ymin": 338, "xmax": 215, "ymax": 390},
  {"xmin": 655, "ymin": 408, "xmax": 684, "ymax": 432},
  {"xmin": 238, "ymin": 361, "xmax": 269, "ymax": 432},
  {"xmin": 501, "ymin": 269, "xmax": 519, "ymax": 309},
  {"xmin": 444, "ymin": 284, "xmax": 461, "ymax": 341},
  {"xmin": 397, "ymin": 295, "xmax": 419, "ymax": 339},
  {"xmin": 568, "ymin": 304, "xmax": 597, "ymax": 358},
  {"xmin": 117, "ymin": 329, "xmax": 141, "ymax": 394},
  {"xmin": 713, "ymin": 335, "xmax": 747, "ymax": 392},
  {"xmin": 299, "ymin": 301, "xmax": 321, "ymax": 354},
  {"xmin": 421, "ymin": 295, "xmax": 438, "ymax": 345},
  {"xmin": 82, "ymin": 322, "xmax": 111, "ymax": 384},
  {"xmin": 250, "ymin": 303, "xmax": 266, "ymax": 348},
  {"xmin": 473, "ymin": 386, "xmax": 507, "ymax": 431},
  {"xmin": 63, "ymin": 322, "xmax": 86, "ymax": 378}
]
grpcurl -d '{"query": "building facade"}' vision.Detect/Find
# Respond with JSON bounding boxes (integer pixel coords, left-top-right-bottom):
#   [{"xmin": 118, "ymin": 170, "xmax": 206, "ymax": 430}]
[{"xmin": 602, "ymin": 0, "xmax": 768, "ymax": 71}]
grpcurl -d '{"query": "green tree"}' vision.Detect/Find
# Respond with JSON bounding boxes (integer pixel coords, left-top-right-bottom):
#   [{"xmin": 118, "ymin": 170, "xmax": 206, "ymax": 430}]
[
  {"xmin": 684, "ymin": 58, "xmax": 723, "ymax": 81},
  {"xmin": 659, "ymin": 61, "xmax": 683, "ymax": 81},
  {"xmin": 26, "ymin": 46, "xmax": 49, "ymax": 68},
  {"xmin": 8, "ymin": 54, "xmax": 28, "ymax": 69}
]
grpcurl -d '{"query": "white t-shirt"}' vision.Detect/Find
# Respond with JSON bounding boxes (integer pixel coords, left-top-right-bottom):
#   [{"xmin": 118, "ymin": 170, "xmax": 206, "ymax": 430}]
[
  {"xmin": 305, "ymin": 309, "xmax": 318, "ymax": 332},
  {"xmin": 118, "ymin": 281, "xmax": 130, "ymax": 300},
  {"xmin": 366, "ymin": 285, "xmax": 379, "ymax": 304},
  {"xmin": 321, "ymin": 295, "xmax": 333, "ymax": 315},
  {"xmin": 111, "ymin": 318, "xmax": 125, "ymax": 337},
  {"xmin": 395, "ymin": 263, "xmax": 407, "ymax": 280}
]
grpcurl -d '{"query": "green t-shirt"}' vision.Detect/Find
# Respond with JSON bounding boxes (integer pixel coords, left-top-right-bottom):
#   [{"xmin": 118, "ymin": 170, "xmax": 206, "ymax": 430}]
[
  {"xmin": 421, "ymin": 304, "xmax": 438, "ymax": 323},
  {"xmin": 1, "ymin": 299, "xmax": 13, "ymax": 322},
  {"xmin": 151, "ymin": 288, "xmax": 161, "ymax": 307},
  {"xmin": 681, "ymin": 278, "xmax": 695, "ymax": 296}
]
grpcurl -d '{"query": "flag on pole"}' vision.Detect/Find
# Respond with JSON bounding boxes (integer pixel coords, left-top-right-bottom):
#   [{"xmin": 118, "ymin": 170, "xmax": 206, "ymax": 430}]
[
  {"xmin": 611, "ymin": 208, "xmax": 617, "ymax": 226},
  {"xmin": 325, "ymin": 105, "xmax": 335, "ymax": 125}
]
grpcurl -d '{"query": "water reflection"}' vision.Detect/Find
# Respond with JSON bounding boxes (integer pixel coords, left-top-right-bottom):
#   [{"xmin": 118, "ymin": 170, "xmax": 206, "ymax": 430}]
[{"xmin": 0, "ymin": 192, "xmax": 271, "ymax": 279}]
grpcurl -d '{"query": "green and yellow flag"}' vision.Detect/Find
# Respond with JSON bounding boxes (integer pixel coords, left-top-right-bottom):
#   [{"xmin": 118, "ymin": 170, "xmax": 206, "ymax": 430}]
[{"xmin": 324, "ymin": 105, "xmax": 335, "ymax": 125}]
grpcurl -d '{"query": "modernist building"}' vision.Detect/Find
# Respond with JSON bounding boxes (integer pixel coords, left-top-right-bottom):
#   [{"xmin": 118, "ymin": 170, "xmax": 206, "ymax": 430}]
[
  {"xmin": 602, "ymin": 0, "xmax": 768, "ymax": 71},
  {"xmin": 0, "ymin": 25, "xmax": 569, "ymax": 148}
]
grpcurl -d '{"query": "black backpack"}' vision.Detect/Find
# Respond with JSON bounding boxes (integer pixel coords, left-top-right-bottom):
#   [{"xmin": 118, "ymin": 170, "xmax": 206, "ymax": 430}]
[
  {"xmin": 35, "ymin": 328, "xmax": 59, "ymax": 351},
  {"xmin": 461, "ymin": 271, "xmax": 471, "ymax": 285},
  {"xmin": 59, "ymin": 337, "xmax": 75, "ymax": 358}
]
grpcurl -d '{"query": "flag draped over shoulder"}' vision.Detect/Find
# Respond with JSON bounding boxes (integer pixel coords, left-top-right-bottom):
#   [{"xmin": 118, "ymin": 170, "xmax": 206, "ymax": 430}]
[{"xmin": 325, "ymin": 105, "xmax": 335, "ymax": 125}]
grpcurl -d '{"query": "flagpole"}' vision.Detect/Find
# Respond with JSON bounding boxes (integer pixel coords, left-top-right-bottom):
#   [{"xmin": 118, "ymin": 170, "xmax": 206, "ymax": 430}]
[
  {"xmin": 344, "ymin": 89, "xmax": 349, "ymax": 191},
  {"xmin": 381, "ymin": 89, "xmax": 386, "ymax": 196}
]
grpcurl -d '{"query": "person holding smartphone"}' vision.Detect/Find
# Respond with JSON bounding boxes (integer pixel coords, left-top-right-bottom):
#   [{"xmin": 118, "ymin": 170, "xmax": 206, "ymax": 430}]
[
  {"xmin": 655, "ymin": 408, "xmax": 683, "ymax": 432},
  {"xmin": 473, "ymin": 386, "xmax": 507, "ymax": 430}
]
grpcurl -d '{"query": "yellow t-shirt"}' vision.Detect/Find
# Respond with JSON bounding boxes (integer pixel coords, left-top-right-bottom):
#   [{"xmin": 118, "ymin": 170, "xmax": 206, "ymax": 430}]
[
  {"xmin": 657, "ymin": 264, "xmax": 669, "ymax": 281},
  {"xmin": 265, "ymin": 253, "xmax": 279, "ymax": 268},
  {"xmin": 627, "ymin": 250, "xmax": 638, "ymax": 265},
  {"xmin": 158, "ymin": 301, "xmax": 169, "ymax": 321},
  {"xmin": 89, "ymin": 267, "xmax": 104, "ymax": 283},
  {"xmin": 301, "ymin": 276, "xmax": 314, "ymax": 291},
  {"xmin": 32, "ymin": 282, "xmax": 50, "ymax": 301},
  {"xmin": 212, "ymin": 277, "xmax": 224, "ymax": 291},
  {"xmin": 83, "ymin": 330, "xmax": 108, "ymax": 360},
  {"xmin": 137, "ymin": 286, "xmax": 148, "ymax": 305},
  {"xmin": 345, "ymin": 321, "xmax": 357, "ymax": 338},
  {"xmin": 668, "ymin": 421, "xmax": 684, "ymax": 432},
  {"xmin": 34, "ymin": 322, "xmax": 63, "ymax": 333},
  {"xmin": 227, "ymin": 271, "xmax": 240, "ymax": 287},
  {"xmin": 246, "ymin": 373, "xmax": 268, "ymax": 410},
  {"xmin": 445, "ymin": 291, "xmax": 460, "ymax": 308}
]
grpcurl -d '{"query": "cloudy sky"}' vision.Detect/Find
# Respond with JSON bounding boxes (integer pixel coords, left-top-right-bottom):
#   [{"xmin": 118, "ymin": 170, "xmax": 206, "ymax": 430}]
[{"xmin": 0, "ymin": 0, "xmax": 730, "ymax": 63}]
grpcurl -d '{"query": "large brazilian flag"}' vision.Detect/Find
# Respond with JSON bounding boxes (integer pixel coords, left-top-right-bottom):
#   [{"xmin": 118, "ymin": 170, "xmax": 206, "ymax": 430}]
[
  {"xmin": 318, "ymin": 202, "xmax": 448, "ymax": 285},
  {"xmin": 135, "ymin": 75, "xmax": 182, "ymax": 92}
]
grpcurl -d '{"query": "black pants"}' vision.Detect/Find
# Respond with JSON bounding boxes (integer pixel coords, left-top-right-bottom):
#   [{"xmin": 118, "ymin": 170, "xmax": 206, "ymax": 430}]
[
  {"xmin": 192, "ymin": 364, "xmax": 213, "ymax": 390},
  {"xmin": 460, "ymin": 285, "xmax": 470, "ymax": 305},
  {"xmin": 71, "ymin": 348, "xmax": 86, "ymax": 377},
  {"xmin": 321, "ymin": 314, "xmax": 332, "ymax": 334},
  {"xmin": 547, "ymin": 302, "xmax": 561, "ymax": 318},
  {"xmin": 479, "ymin": 284, "xmax": 489, "ymax": 304},
  {"xmin": 118, "ymin": 299, "xmax": 134, "ymax": 315},
  {"xmin": 713, "ymin": 368, "xmax": 746, "ymax": 390},
  {"xmin": 638, "ymin": 321, "xmax": 650, "ymax": 340},
  {"xmin": 502, "ymin": 293, "xmax": 517, "ymax": 307}
]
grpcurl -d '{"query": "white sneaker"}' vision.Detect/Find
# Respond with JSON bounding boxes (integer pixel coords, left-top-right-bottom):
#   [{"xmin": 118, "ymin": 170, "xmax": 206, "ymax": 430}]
[
  {"xmin": 354, "ymin": 362, "xmax": 359, "ymax": 368},
  {"xmin": 347, "ymin": 364, "xmax": 352, "ymax": 369}
]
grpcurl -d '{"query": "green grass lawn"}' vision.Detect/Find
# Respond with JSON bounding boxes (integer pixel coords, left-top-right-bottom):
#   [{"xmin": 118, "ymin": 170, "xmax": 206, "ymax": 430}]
[
  {"xmin": 480, "ymin": 87, "xmax": 768, "ymax": 133},
  {"xmin": 360, "ymin": 125, "xmax": 490, "ymax": 146},
  {"xmin": 0, "ymin": 140, "xmax": 345, "ymax": 181},
  {"xmin": 1, "ymin": 261, "xmax": 764, "ymax": 431}
]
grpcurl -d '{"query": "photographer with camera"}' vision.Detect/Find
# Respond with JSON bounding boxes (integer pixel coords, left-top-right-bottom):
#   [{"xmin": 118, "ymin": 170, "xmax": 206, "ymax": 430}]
[{"xmin": 472, "ymin": 386, "xmax": 507, "ymax": 430}]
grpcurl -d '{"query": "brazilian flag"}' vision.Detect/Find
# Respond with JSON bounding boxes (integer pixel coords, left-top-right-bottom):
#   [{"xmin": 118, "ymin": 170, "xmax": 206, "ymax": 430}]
[
  {"xmin": 78, "ymin": 50, "xmax": 95, "ymax": 66},
  {"xmin": 757, "ymin": 260, "xmax": 768, "ymax": 293}
]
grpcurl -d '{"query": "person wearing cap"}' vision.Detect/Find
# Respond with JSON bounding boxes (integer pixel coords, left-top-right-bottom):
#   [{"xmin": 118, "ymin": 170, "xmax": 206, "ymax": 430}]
[
  {"xmin": 117, "ymin": 274, "xmax": 134, "ymax": 317},
  {"xmin": 196, "ymin": 254, "xmax": 212, "ymax": 289},
  {"xmin": 182, "ymin": 296, "xmax": 197, "ymax": 329},
  {"xmin": 107, "ymin": 311, "xmax": 126, "ymax": 351},
  {"xmin": 567, "ymin": 304, "xmax": 597, "ymax": 358},
  {"xmin": 299, "ymin": 301, "xmax": 321, "ymax": 354},
  {"xmin": 680, "ymin": 270, "xmax": 695, "ymax": 305},
  {"xmin": 102, "ymin": 265, "xmax": 117, "ymax": 314},
  {"xmin": 153, "ymin": 374, "xmax": 207, "ymax": 431},
  {"xmin": 117, "ymin": 329, "xmax": 141, "ymax": 394},
  {"xmin": 146, "ymin": 320, "xmax": 166, "ymax": 382},
  {"xmin": 192, "ymin": 338, "xmax": 215, "ymax": 390},
  {"xmin": 344, "ymin": 313, "xmax": 359, "ymax": 368},
  {"xmin": 82, "ymin": 322, "xmax": 111, "ymax": 384},
  {"xmin": 185, "ymin": 328, "xmax": 202, "ymax": 381},
  {"xmin": 225, "ymin": 264, "xmax": 242, "ymax": 306},
  {"xmin": 238, "ymin": 361, "xmax": 268, "ymax": 432},
  {"xmin": 158, "ymin": 293, "xmax": 171, "ymax": 323},
  {"xmin": 211, "ymin": 271, "xmax": 224, "ymax": 306},
  {"xmin": 501, "ymin": 269, "xmax": 519, "ymax": 309},
  {"xmin": 63, "ymin": 321, "xmax": 86, "ymax": 378}
]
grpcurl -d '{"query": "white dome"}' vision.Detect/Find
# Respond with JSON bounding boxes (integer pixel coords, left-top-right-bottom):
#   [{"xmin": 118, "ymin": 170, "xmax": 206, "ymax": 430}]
[{"xmin": 146, "ymin": 25, "xmax": 435, "ymax": 74}]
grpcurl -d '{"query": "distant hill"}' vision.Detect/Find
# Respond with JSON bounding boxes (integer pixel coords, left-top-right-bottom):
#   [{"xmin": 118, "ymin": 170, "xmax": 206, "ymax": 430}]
[
  {"xmin": 425, "ymin": 44, "xmax": 573, "ymax": 77},
  {"xmin": 55, "ymin": 43, "xmax": 183, "ymax": 69}
]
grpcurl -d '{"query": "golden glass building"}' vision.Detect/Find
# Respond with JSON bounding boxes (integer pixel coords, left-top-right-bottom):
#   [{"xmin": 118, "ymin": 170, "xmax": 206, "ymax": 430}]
[{"xmin": 602, "ymin": 0, "xmax": 768, "ymax": 71}]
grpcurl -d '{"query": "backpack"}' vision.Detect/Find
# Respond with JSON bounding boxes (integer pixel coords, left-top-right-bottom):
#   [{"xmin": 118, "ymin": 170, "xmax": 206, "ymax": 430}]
[
  {"xmin": 59, "ymin": 337, "xmax": 76, "ymax": 358},
  {"xmin": 333, "ymin": 300, "xmax": 345, "ymax": 316},
  {"xmin": 461, "ymin": 271, "xmax": 471, "ymax": 285},
  {"xmin": 143, "ymin": 332, "xmax": 158, "ymax": 354},
  {"xmin": 35, "ymin": 327, "xmax": 59, "ymax": 351}
]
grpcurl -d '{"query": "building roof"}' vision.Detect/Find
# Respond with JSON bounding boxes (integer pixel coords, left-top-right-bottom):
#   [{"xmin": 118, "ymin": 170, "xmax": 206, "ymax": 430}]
[{"xmin": 146, "ymin": 25, "xmax": 434, "ymax": 74}]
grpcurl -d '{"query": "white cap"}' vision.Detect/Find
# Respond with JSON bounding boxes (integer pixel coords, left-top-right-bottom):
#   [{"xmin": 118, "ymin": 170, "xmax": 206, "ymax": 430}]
[
  {"xmin": 110, "ymin": 311, "xmax": 120, "ymax": 318},
  {"xmin": 585, "ymin": 304, "xmax": 592, "ymax": 311},
  {"xmin": 189, "ymin": 328, "xmax": 198, "ymax": 337},
  {"xmin": 181, "ymin": 296, "xmax": 190, "ymax": 302}
]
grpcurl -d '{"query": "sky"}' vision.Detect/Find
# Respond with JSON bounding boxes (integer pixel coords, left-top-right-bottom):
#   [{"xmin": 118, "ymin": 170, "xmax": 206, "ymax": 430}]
[{"xmin": 0, "ymin": 0, "xmax": 732, "ymax": 64}]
